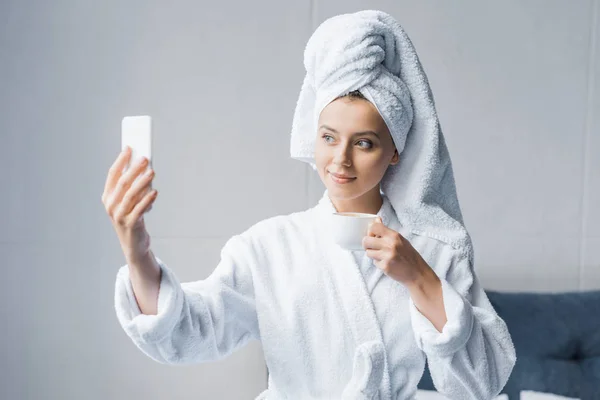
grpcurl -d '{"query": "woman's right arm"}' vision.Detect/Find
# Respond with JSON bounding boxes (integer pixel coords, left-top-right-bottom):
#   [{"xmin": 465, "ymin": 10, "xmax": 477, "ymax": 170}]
[
  {"xmin": 102, "ymin": 145, "xmax": 161, "ymax": 315},
  {"xmin": 103, "ymin": 147, "xmax": 260, "ymax": 365},
  {"xmin": 126, "ymin": 249, "xmax": 161, "ymax": 316},
  {"xmin": 114, "ymin": 234, "xmax": 260, "ymax": 365}
]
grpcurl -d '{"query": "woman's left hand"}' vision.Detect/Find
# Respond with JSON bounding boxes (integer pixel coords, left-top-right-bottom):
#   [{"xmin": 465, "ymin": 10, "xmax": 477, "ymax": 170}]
[{"xmin": 362, "ymin": 217, "xmax": 430, "ymax": 285}]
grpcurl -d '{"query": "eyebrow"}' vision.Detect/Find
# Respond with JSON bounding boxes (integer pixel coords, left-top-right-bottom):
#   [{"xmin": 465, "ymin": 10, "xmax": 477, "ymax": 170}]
[{"xmin": 319, "ymin": 124, "xmax": 380, "ymax": 139}]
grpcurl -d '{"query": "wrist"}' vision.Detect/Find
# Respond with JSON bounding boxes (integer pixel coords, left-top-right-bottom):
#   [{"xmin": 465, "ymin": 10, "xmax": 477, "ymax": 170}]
[
  {"xmin": 406, "ymin": 260, "xmax": 439, "ymax": 294},
  {"xmin": 126, "ymin": 249, "xmax": 159, "ymax": 277}
]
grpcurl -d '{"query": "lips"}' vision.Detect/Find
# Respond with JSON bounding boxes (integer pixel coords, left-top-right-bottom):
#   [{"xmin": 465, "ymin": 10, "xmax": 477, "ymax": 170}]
[
  {"xmin": 329, "ymin": 172, "xmax": 356, "ymax": 184},
  {"xmin": 329, "ymin": 171, "xmax": 355, "ymax": 179}
]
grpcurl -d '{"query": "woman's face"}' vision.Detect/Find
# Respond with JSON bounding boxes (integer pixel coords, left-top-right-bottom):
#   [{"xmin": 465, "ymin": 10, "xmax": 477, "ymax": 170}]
[{"xmin": 315, "ymin": 96, "xmax": 399, "ymax": 210}]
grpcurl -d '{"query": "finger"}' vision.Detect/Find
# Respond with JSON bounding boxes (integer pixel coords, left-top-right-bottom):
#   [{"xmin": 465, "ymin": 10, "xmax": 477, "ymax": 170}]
[
  {"xmin": 367, "ymin": 219, "xmax": 385, "ymax": 237},
  {"xmin": 104, "ymin": 146, "xmax": 132, "ymax": 198},
  {"xmin": 111, "ymin": 156, "xmax": 150, "ymax": 207},
  {"xmin": 362, "ymin": 235, "xmax": 382, "ymax": 250},
  {"xmin": 128, "ymin": 189, "xmax": 158, "ymax": 223},
  {"xmin": 365, "ymin": 248, "xmax": 384, "ymax": 262},
  {"xmin": 121, "ymin": 169, "xmax": 155, "ymax": 215}
]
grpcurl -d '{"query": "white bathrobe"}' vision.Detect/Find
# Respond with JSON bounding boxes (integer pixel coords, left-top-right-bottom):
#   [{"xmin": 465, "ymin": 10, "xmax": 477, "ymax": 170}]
[{"xmin": 114, "ymin": 190, "xmax": 516, "ymax": 399}]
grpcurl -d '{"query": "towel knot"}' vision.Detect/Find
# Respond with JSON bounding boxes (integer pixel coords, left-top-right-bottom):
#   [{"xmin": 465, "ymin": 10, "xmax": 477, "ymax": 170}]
[{"xmin": 304, "ymin": 11, "xmax": 402, "ymax": 89}]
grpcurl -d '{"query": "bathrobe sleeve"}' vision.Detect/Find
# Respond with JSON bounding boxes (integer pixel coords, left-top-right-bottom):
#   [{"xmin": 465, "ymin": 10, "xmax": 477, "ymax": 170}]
[
  {"xmin": 408, "ymin": 248, "xmax": 516, "ymax": 400},
  {"xmin": 114, "ymin": 234, "xmax": 260, "ymax": 365}
]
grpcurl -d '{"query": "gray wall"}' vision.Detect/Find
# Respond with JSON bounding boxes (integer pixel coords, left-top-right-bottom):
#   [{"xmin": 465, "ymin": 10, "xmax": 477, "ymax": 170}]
[{"xmin": 1, "ymin": 0, "xmax": 598, "ymax": 399}]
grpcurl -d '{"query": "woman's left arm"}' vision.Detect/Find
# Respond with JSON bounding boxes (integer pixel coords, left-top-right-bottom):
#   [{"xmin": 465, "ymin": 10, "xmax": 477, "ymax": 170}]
[
  {"xmin": 406, "ymin": 250, "xmax": 517, "ymax": 400},
  {"xmin": 363, "ymin": 218, "xmax": 516, "ymax": 400}
]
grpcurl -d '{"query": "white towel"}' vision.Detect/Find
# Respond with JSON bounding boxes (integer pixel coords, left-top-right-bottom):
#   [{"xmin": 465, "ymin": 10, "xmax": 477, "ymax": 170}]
[{"xmin": 290, "ymin": 9, "xmax": 474, "ymax": 265}]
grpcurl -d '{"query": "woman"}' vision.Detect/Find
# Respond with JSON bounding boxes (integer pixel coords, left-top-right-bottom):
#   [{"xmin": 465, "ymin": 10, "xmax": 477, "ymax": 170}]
[{"xmin": 103, "ymin": 10, "xmax": 516, "ymax": 400}]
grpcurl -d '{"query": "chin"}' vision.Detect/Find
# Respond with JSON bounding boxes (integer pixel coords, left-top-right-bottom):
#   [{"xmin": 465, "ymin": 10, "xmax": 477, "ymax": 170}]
[{"xmin": 327, "ymin": 185, "xmax": 362, "ymax": 199}]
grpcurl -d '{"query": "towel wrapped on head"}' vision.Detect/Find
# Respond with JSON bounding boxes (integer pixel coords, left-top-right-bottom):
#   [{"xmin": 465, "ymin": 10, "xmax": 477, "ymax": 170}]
[{"xmin": 290, "ymin": 9, "xmax": 473, "ymax": 264}]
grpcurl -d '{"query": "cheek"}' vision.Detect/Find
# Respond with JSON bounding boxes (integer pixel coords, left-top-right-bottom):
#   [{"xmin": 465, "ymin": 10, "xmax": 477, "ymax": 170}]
[
  {"xmin": 313, "ymin": 145, "xmax": 325, "ymax": 164},
  {"xmin": 359, "ymin": 152, "xmax": 387, "ymax": 167},
  {"xmin": 314, "ymin": 142, "xmax": 330, "ymax": 162},
  {"xmin": 361, "ymin": 156, "xmax": 391, "ymax": 177},
  {"xmin": 313, "ymin": 145, "xmax": 328, "ymax": 174}
]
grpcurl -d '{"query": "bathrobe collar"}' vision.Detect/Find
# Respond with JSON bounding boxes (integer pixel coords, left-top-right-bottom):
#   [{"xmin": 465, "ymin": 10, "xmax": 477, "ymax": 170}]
[{"xmin": 313, "ymin": 189, "xmax": 395, "ymax": 399}]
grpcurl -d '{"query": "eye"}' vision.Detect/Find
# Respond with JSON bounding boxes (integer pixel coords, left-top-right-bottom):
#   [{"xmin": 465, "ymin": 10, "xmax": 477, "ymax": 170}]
[
  {"xmin": 322, "ymin": 134, "xmax": 334, "ymax": 143},
  {"xmin": 357, "ymin": 139, "xmax": 373, "ymax": 149}
]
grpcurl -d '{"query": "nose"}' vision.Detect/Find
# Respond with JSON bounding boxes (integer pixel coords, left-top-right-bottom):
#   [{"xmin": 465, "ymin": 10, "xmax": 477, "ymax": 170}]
[{"xmin": 332, "ymin": 144, "xmax": 352, "ymax": 167}]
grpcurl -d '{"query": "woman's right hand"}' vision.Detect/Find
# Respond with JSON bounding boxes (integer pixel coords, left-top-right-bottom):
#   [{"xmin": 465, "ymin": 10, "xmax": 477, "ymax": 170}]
[{"xmin": 101, "ymin": 146, "xmax": 158, "ymax": 263}]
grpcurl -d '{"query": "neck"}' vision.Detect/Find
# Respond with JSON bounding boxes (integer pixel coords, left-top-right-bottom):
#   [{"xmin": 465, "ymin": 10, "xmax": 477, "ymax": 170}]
[{"xmin": 330, "ymin": 187, "xmax": 383, "ymax": 215}]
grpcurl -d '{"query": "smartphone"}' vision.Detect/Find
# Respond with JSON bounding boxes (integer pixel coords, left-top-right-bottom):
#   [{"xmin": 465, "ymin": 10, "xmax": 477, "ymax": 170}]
[{"xmin": 121, "ymin": 115, "xmax": 153, "ymax": 211}]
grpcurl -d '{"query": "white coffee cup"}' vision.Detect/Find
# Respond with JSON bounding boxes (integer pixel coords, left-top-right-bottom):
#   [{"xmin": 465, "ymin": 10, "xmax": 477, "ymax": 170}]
[{"xmin": 330, "ymin": 212, "xmax": 379, "ymax": 250}]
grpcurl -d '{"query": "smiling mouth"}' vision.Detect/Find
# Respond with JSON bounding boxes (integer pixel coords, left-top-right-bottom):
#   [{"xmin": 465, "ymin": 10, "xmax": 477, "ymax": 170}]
[
  {"xmin": 329, "ymin": 171, "xmax": 356, "ymax": 179},
  {"xmin": 329, "ymin": 172, "xmax": 356, "ymax": 184}
]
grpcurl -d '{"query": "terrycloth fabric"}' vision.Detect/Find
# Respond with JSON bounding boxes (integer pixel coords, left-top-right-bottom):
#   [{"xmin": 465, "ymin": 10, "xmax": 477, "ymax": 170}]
[
  {"xmin": 114, "ymin": 190, "xmax": 516, "ymax": 399},
  {"xmin": 290, "ymin": 9, "xmax": 474, "ymax": 268}
]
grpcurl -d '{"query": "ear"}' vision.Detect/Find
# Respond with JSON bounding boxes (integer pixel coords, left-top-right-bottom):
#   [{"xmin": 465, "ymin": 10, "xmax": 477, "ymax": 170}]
[{"xmin": 390, "ymin": 149, "xmax": 400, "ymax": 166}]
